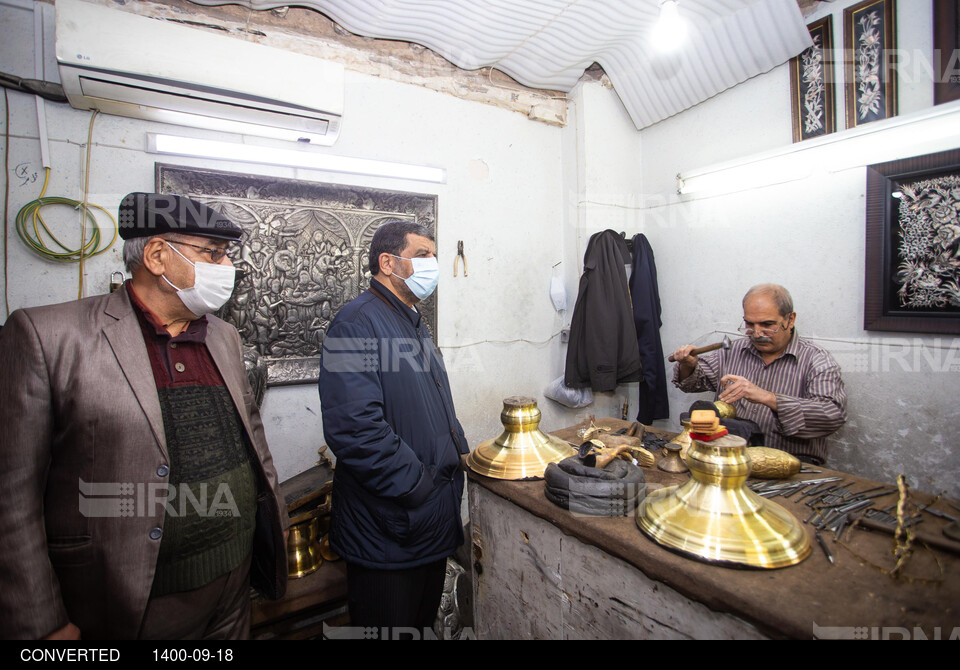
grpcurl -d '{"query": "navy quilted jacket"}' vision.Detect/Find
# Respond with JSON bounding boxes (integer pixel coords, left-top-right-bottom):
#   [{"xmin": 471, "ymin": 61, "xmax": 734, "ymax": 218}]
[{"xmin": 318, "ymin": 279, "xmax": 468, "ymax": 569}]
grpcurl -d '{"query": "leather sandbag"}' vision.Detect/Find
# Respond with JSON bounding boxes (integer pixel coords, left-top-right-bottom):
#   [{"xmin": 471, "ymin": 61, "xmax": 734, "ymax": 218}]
[{"xmin": 544, "ymin": 457, "xmax": 646, "ymax": 517}]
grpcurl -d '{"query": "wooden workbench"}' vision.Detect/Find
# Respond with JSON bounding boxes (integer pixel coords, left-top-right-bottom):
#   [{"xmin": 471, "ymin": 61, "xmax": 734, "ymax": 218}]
[
  {"xmin": 250, "ymin": 461, "xmax": 348, "ymax": 640},
  {"xmin": 467, "ymin": 418, "xmax": 960, "ymax": 640}
]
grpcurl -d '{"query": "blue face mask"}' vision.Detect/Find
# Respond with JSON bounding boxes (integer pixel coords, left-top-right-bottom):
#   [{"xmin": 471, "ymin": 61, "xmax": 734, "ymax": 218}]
[{"xmin": 391, "ymin": 255, "xmax": 440, "ymax": 300}]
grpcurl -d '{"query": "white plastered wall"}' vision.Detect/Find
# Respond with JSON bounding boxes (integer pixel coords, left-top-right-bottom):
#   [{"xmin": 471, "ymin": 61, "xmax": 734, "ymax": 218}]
[
  {"xmin": 636, "ymin": 0, "xmax": 960, "ymax": 497},
  {"xmin": 0, "ymin": 0, "xmax": 578, "ymax": 482},
  {"xmin": 2, "ymin": 0, "xmax": 957, "ymax": 500}
]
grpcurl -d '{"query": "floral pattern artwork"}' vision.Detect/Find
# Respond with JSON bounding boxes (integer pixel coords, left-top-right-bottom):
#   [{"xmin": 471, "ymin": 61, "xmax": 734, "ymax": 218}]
[
  {"xmin": 895, "ymin": 175, "xmax": 960, "ymax": 310},
  {"xmin": 801, "ymin": 35, "xmax": 826, "ymax": 135},
  {"xmin": 855, "ymin": 11, "xmax": 883, "ymax": 121},
  {"xmin": 844, "ymin": 0, "xmax": 896, "ymax": 129},
  {"xmin": 865, "ymin": 150, "xmax": 960, "ymax": 334},
  {"xmin": 790, "ymin": 17, "xmax": 835, "ymax": 143}
]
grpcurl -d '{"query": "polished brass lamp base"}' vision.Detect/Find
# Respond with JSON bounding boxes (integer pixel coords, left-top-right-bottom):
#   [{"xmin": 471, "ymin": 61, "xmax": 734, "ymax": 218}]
[
  {"xmin": 466, "ymin": 396, "xmax": 575, "ymax": 480},
  {"xmin": 638, "ymin": 433, "xmax": 810, "ymax": 569}
]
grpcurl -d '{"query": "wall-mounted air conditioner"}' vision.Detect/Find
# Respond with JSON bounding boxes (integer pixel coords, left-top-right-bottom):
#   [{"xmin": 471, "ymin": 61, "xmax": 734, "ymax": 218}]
[{"xmin": 55, "ymin": 0, "xmax": 344, "ymax": 145}]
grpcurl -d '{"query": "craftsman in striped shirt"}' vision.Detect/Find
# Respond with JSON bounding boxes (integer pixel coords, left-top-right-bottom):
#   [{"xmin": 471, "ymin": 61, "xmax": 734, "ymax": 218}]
[{"xmin": 672, "ymin": 284, "xmax": 847, "ymax": 465}]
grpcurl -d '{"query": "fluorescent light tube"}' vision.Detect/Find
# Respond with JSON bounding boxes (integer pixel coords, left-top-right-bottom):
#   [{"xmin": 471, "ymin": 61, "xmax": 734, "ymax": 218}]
[
  {"xmin": 677, "ymin": 101, "xmax": 960, "ymax": 196},
  {"xmin": 146, "ymin": 133, "xmax": 446, "ymax": 183}
]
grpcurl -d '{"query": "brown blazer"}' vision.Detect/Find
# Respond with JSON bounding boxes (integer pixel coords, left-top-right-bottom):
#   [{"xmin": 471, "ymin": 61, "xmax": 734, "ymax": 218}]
[{"xmin": 0, "ymin": 288, "xmax": 287, "ymax": 639}]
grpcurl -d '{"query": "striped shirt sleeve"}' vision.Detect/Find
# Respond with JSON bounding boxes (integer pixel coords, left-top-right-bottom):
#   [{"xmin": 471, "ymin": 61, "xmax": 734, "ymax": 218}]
[
  {"xmin": 772, "ymin": 349, "xmax": 847, "ymax": 439},
  {"xmin": 671, "ymin": 336, "xmax": 847, "ymax": 463}
]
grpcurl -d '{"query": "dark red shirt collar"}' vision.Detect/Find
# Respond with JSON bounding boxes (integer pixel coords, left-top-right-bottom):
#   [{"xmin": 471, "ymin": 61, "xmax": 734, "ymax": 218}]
[{"xmin": 125, "ymin": 281, "xmax": 208, "ymax": 343}]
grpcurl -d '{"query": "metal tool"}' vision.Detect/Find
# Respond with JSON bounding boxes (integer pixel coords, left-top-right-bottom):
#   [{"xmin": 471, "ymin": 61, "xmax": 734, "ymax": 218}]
[
  {"xmin": 858, "ymin": 514, "xmax": 960, "ymax": 556},
  {"xmin": 747, "ymin": 476, "xmax": 842, "ymax": 500},
  {"xmin": 922, "ymin": 507, "xmax": 959, "ymax": 523},
  {"xmin": 668, "ymin": 335, "xmax": 732, "ymax": 362},
  {"xmin": 815, "ymin": 530, "xmax": 834, "ymax": 564},
  {"xmin": 454, "ymin": 240, "xmax": 468, "ymax": 276},
  {"xmin": 798, "ymin": 479, "xmax": 844, "ymax": 501},
  {"xmin": 863, "ymin": 508, "xmax": 922, "ymax": 528}
]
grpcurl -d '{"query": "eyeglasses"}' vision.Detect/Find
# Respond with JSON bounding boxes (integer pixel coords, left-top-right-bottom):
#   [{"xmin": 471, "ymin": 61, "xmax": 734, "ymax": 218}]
[
  {"xmin": 167, "ymin": 240, "xmax": 231, "ymax": 263},
  {"xmin": 737, "ymin": 320, "xmax": 788, "ymax": 337}
]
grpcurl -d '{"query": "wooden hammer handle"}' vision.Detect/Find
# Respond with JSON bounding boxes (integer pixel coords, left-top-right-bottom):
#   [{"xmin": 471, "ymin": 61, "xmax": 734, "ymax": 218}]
[{"xmin": 668, "ymin": 341, "xmax": 724, "ymax": 362}]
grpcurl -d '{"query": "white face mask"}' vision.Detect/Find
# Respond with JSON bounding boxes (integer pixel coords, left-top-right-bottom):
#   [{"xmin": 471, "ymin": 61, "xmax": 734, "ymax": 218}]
[
  {"xmin": 162, "ymin": 241, "xmax": 236, "ymax": 316},
  {"xmin": 391, "ymin": 255, "xmax": 440, "ymax": 300}
]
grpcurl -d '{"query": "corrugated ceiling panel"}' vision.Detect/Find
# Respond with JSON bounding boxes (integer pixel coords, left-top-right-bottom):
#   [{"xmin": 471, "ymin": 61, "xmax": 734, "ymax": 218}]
[{"xmin": 189, "ymin": 0, "xmax": 812, "ymax": 129}]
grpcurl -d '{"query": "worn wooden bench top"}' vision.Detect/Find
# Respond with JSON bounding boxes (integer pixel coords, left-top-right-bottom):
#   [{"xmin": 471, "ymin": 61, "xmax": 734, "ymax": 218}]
[{"xmin": 466, "ymin": 417, "xmax": 960, "ymax": 640}]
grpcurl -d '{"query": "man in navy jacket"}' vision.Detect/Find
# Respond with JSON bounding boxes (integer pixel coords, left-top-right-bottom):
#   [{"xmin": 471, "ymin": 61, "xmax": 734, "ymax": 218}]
[{"xmin": 318, "ymin": 221, "xmax": 468, "ymax": 635}]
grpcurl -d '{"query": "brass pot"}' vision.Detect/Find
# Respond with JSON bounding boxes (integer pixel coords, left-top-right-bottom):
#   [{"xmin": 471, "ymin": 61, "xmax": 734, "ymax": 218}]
[
  {"xmin": 747, "ymin": 447, "xmax": 801, "ymax": 480},
  {"xmin": 319, "ymin": 533, "xmax": 340, "ymax": 562},
  {"xmin": 287, "ymin": 517, "xmax": 323, "ymax": 579},
  {"xmin": 466, "ymin": 396, "xmax": 575, "ymax": 480},
  {"xmin": 667, "ymin": 420, "xmax": 693, "ymax": 463},
  {"xmin": 638, "ymin": 433, "xmax": 811, "ymax": 569},
  {"xmin": 713, "ymin": 400, "xmax": 737, "ymax": 418}
]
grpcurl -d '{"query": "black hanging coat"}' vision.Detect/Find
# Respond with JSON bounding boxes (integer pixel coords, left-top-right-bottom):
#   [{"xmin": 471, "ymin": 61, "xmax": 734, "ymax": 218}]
[
  {"xmin": 564, "ymin": 230, "xmax": 642, "ymax": 393},
  {"xmin": 629, "ymin": 234, "xmax": 670, "ymax": 423}
]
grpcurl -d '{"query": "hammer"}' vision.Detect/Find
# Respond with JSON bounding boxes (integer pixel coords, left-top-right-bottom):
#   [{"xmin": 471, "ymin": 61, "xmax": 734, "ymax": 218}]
[{"xmin": 668, "ymin": 335, "xmax": 732, "ymax": 362}]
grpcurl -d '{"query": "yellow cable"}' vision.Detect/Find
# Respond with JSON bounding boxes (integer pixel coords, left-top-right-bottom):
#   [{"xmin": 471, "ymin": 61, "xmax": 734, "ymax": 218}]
[
  {"xmin": 14, "ymin": 111, "xmax": 117, "ymax": 296},
  {"xmin": 3, "ymin": 88, "xmax": 9, "ymax": 318},
  {"xmin": 78, "ymin": 110, "xmax": 99, "ymax": 298}
]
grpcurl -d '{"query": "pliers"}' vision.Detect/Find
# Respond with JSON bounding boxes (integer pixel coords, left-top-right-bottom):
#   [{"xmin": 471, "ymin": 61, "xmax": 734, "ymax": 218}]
[{"xmin": 454, "ymin": 240, "xmax": 468, "ymax": 276}]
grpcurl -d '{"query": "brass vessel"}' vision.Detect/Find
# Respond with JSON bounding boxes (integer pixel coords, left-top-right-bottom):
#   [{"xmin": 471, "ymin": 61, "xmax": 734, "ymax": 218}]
[
  {"xmin": 667, "ymin": 420, "xmax": 693, "ymax": 454},
  {"xmin": 280, "ymin": 463, "xmax": 333, "ymax": 578},
  {"xmin": 658, "ymin": 441, "xmax": 689, "ymax": 474},
  {"xmin": 638, "ymin": 433, "xmax": 811, "ymax": 569},
  {"xmin": 746, "ymin": 447, "xmax": 802, "ymax": 479},
  {"xmin": 466, "ymin": 396, "xmax": 575, "ymax": 480},
  {"xmin": 713, "ymin": 400, "xmax": 737, "ymax": 418},
  {"xmin": 287, "ymin": 517, "xmax": 323, "ymax": 578},
  {"xmin": 319, "ymin": 533, "xmax": 340, "ymax": 562}
]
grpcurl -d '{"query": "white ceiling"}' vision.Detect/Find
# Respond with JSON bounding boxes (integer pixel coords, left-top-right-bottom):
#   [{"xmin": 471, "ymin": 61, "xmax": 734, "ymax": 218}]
[{"xmin": 190, "ymin": 0, "xmax": 813, "ymax": 130}]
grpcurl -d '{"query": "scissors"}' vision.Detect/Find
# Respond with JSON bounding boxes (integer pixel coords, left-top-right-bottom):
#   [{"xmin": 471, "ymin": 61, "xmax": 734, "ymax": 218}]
[{"xmin": 454, "ymin": 240, "xmax": 468, "ymax": 277}]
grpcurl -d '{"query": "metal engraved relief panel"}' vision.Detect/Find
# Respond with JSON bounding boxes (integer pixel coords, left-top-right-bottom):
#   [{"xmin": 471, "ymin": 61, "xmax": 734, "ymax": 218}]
[{"xmin": 157, "ymin": 164, "xmax": 438, "ymax": 385}]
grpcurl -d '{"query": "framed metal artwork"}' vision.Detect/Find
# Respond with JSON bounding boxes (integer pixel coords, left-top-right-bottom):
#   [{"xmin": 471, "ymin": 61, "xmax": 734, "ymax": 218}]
[
  {"xmin": 934, "ymin": 0, "xmax": 960, "ymax": 105},
  {"xmin": 156, "ymin": 164, "xmax": 439, "ymax": 385},
  {"xmin": 843, "ymin": 0, "xmax": 898, "ymax": 129},
  {"xmin": 790, "ymin": 16, "xmax": 836, "ymax": 143},
  {"xmin": 864, "ymin": 148, "xmax": 960, "ymax": 334}
]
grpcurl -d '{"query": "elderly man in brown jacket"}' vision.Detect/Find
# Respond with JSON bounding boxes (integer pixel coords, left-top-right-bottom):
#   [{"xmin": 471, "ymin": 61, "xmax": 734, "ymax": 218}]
[{"xmin": 0, "ymin": 193, "xmax": 287, "ymax": 640}]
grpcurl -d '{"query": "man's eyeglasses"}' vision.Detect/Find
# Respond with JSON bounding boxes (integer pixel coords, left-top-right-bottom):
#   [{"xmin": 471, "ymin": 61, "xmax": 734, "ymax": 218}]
[
  {"xmin": 167, "ymin": 240, "xmax": 232, "ymax": 263},
  {"xmin": 737, "ymin": 321, "xmax": 788, "ymax": 337}
]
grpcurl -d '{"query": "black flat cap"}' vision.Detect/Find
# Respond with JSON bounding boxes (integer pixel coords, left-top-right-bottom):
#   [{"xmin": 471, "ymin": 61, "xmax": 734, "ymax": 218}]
[{"xmin": 117, "ymin": 192, "xmax": 242, "ymax": 241}]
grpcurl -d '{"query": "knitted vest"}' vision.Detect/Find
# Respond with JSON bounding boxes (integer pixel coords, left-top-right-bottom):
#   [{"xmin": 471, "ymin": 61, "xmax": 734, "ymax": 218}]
[{"xmin": 150, "ymin": 384, "xmax": 257, "ymax": 597}]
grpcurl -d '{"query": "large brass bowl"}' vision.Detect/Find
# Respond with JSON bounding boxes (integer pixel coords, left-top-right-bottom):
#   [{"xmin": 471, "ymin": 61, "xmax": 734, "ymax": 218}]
[
  {"xmin": 638, "ymin": 433, "xmax": 810, "ymax": 569},
  {"xmin": 466, "ymin": 396, "xmax": 574, "ymax": 480}
]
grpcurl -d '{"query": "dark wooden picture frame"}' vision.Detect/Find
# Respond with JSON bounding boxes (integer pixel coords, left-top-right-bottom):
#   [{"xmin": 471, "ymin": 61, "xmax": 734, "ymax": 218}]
[
  {"xmin": 934, "ymin": 0, "xmax": 960, "ymax": 105},
  {"xmin": 864, "ymin": 148, "xmax": 960, "ymax": 334},
  {"xmin": 790, "ymin": 16, "xmax": 836, "ymax": 143},
  {"xmin": 843, "ymin": 0, "xmax": 898, "ymax": 129}
]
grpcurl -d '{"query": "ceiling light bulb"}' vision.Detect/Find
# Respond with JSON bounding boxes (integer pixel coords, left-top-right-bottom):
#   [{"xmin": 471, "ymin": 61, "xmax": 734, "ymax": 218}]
[{"xmin": 653, "ymin": 0, "xmax": 687, "ymax": 53}]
